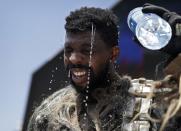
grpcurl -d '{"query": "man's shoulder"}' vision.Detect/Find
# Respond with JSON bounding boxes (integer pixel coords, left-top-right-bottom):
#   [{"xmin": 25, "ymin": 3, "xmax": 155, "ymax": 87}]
[
  {"xmin": 47, "ymin": 85, "xmax": 76, "ymax": 100},
  {"xmin": 27, "ymin": 85, "xmax": 78, "ymax": 130},
  {"xmin": 39, "ymin": 85, "xmax": 77, "ymax": 108}
]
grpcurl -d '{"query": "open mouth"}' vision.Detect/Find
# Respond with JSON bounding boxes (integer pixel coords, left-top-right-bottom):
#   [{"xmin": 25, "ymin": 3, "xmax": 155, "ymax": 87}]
[{"xmin": 70, "ymin": 68, "xmax": 88, "ymax": 87}]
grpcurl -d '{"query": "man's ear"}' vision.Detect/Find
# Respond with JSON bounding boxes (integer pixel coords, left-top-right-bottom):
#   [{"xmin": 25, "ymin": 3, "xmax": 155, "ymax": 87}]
[{"xmin": 111, "ymin": 46, "xmax": 120, "ymax": 62}]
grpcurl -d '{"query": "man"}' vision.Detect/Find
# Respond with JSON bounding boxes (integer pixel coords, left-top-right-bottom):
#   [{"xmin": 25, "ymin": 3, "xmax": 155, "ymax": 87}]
[
  {"xmin": 28, "ymin": 7, "xmax": 134, "ymax": 131},
  {"xmin": 28, "ymin": 4, "xmax": 181, "ymax": 131}
]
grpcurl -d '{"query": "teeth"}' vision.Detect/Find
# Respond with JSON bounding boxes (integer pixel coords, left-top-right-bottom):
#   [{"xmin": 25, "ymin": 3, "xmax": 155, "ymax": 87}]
[{"xmin": 73, "ymin": 71, "xmax": 86, "ymax": 77}]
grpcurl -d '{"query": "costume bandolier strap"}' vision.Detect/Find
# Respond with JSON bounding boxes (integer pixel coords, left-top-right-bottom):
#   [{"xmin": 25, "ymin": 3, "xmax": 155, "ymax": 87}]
[
  {"xmin": 127, "ymin": 78, "xmax": 154, "ymax": 131},
  {"xmin": 127, "ymin": 77, "xmax": 176, "ymax": 131}
]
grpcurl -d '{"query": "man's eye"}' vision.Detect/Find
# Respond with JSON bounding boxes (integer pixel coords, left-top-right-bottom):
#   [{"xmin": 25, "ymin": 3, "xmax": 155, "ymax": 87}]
[
  {"xmin": 65, "ymin": 48, "xmax": 73, "ymax": 54},
  {"xmin": 81, "ymin": 49, "xmax": 90, "ymax": 55}
]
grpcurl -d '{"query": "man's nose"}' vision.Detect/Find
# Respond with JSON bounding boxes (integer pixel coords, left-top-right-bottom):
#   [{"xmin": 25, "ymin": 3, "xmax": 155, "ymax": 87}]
[{"xmin": 69, "ymin": 52, "xmax": 83, "ymax": 65}]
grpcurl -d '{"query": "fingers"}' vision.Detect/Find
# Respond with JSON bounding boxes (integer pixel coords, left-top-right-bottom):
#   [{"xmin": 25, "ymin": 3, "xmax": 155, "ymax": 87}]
[
  {"xmin": 154, "ymin": 75, "xmax": 178, "ymax": 88},
  {"xmin": 143, "ymin": 3, "xmax": 154, "ymax": 7},
  {"xmin": 153, "ymin": 75, "xmax": 179, "ymax": 103},
  {"xmin": 154, "ymin": 81, "xmax": 162, "ymax": 88},
  {"xmin": 168, "ymin": 13, "xmax": 181, "ymax": 31},
  {"xmin": 142, "ymin": 7, "xmax": 164, "ymax": 17},
  {"xmin": 164, "ymin": 92, "xmax": 179, "ymax": 101},
  {"xmin": 142, "ymin": 3, "xmax": 169, "ymax": 17}
]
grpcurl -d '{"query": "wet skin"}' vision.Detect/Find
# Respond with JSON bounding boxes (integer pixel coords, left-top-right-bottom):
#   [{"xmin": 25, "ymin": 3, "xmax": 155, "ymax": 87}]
[{"xmin": 64, "ymin": 31, "xmax": 119, "ymax": 91}]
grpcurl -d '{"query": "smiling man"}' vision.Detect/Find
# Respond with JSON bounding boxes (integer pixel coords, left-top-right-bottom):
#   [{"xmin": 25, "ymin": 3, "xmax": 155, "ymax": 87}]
[
  {"xmin": 64, "ymin": 30, "xmax": 116, "ymax": 93},
  {"xmin": 27, "ymin": 4, "xmax": 181, "ymax": 131},
  {"xmin": 27, "ymin": 7, "xmax": 135, "ymax": 131}
]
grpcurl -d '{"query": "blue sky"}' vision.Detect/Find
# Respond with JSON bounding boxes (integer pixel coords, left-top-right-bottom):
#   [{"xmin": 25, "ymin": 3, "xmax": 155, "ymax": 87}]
[{"xmin": 0, "ymin": 0, "xmax": 117, "ymax": 130}]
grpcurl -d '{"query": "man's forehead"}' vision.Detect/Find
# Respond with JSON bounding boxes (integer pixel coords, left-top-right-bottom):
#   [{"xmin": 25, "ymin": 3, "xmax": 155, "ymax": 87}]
[
  {"xmin": 65, "ymin": 31, "xmax": 106, "ymax": 45},
  {"xmin": 65, "ymin": 35, "xmax": 90, "ymax": 46},
  {"xmin": 65, "ymin": 39, "xmax": 97, "ymax": 49},
  {"xmin": 65, "ymin": 31, "xmax": 106, "ymax": 48},
  {"xmin": 65, "ymin": 32, "xmax": 89, "ymax": 43},
  {"xmin": 66, "ymin": 31, "xmax": 91, "ymax": 36}
]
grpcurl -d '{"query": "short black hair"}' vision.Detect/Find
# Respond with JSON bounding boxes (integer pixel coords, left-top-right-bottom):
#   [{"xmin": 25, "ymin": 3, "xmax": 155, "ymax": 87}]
[{"xmin": 65, "ymin": 7, "xmax": 119, "ymax": 47}]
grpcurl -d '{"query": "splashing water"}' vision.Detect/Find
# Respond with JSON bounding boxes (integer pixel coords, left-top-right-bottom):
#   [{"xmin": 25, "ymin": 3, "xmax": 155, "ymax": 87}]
[
  {"xmin": 48, "ymin": 66, "xmax": 59, "ymax": 91},
  {"xmin": 86, "ymin": 23, "xmax": 96, "ymax": 91},
  {"xmin": 49, "ymin": 80, "xmax": 53, "ymax": 84},
  {"xmin": 83, "ymin": 23, "xmax": 96, "ymax": 125}
]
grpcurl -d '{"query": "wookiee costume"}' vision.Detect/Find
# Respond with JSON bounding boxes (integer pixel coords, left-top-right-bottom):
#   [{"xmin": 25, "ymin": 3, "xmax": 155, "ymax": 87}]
[
  {"xmin": 27, "ymin": 67, "xmax": 181, "ymax": 131},
  {"xmin": 27, "ymin": 67, "xmax": 137, "ymax": 131}
]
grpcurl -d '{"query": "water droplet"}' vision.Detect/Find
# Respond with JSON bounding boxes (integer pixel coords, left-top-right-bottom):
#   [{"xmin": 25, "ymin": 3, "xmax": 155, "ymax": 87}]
[
  {"xmin": 50, "ymin": 80, "xmax": 53, "ymax": 84},
  {"xmin": 49, "ymin": 88, "xmax": 52, "ymax": 90},
  {"xmin": 109, "ymin": 115, "xmax": 112, "ymax": 118},
  {"xmin": 87, "ymin": 77, "xmax": 90, "ymax": 81},
  {"xmin": 84, "ymin": 24, "xmax": 96, "ymax": 97},
  {"xmin": 106, "ymin": 22, "xmax": 110, "ymax": 26},
  {"xmin": 55, "ymin": 67, "xmax": 58, "ymax": 70},
  {"xmin": 68, "ymin": 70, "xmax": 70, "ymax": 78},
  {"xmin": 51, "ymin": 74, "xmax": 54, "ymax": 78}
]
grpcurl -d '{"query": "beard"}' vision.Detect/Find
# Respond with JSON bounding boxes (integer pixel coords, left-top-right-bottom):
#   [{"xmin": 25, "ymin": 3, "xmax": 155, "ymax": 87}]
[{"xmin": 65, "ymin": 62, "xmax": 110, "ymax": 95}]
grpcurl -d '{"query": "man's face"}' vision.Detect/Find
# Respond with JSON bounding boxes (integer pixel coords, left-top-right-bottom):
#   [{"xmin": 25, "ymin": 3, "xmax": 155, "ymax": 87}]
[{"xmin": 64, "ymin": 31, "xmax": 113, "ymax": 91}]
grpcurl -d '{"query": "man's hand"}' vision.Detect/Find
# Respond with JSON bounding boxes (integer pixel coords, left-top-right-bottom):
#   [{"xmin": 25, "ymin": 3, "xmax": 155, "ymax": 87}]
[
  {"xmin": 154, "ymin": 75, "xmax": 179, "ymax": 101},
  {"xmin": 142, "ymin": 3, "xmax": 181, "ymax": 55}
]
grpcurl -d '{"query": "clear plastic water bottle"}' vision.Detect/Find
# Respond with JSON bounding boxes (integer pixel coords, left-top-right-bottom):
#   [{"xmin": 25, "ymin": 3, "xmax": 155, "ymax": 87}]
[{"xmin": 127, "ymin": 7, "xmax": 172, "ymax": 50}]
